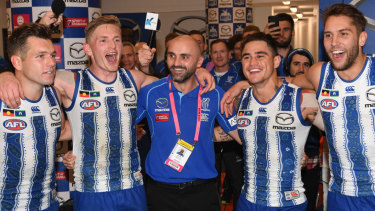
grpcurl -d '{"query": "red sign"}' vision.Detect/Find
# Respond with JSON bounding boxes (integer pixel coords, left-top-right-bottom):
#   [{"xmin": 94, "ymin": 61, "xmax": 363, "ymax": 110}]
[
  {"xmin": 54, "ymin": 45, "xmax": 62, "ymax": 63},
  {"xmin": 13, "ymin": 14, "xmax": 30, "ymax": 29},
  {"xmin": 64, "ymin": 18, "xmax": 88, "ymax": 27}
]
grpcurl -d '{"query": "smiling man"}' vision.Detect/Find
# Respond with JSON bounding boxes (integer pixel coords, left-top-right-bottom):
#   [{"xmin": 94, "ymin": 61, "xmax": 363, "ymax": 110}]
[
  {"xmin": 235, "ymin": 33, "xmax": 320, "ymax": 211},
  {"xmin": 137, "ymin": 35, "xmax": 239, "ymax": 211}
]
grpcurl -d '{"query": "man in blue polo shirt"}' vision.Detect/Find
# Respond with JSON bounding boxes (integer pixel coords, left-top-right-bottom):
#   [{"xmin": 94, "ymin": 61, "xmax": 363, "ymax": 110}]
[{"xmin": 137, "ymin": 35, "xmax": 239, "ymax": 211}]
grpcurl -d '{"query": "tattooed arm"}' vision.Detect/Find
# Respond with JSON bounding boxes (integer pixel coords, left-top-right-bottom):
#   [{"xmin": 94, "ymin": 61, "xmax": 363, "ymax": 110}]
[{"xmin": 213, "ymin": 127, "xmax": 242, "ymax": 145}]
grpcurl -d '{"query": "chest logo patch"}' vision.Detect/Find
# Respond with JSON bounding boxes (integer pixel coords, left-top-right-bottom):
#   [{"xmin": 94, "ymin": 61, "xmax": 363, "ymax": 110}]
[
  {"xmin": 80, "ymin": 100, "xmax": 101, "ymax": 110},
  {"xmin": 4, "ymin": 119, "xmax": 27, "ymax": 131},
  {"xmin": 275, "ymin": 113, "xmax": 294, "ymax": 125},
  {"xmin": 321, "ymin": 99, "xmax": 338, "ymax": 110}
]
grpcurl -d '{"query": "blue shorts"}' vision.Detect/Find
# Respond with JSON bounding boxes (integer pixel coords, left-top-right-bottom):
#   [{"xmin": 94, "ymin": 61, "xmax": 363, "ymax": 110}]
[
  {"xmin": 328, "ymin": 191, "xmax": 375, "ymax": 211},
  {"xmin": 72, "ymin": 186, "xmax": 147, "ymax": 211},
  {"xmin": 237, "ymin": 194, "xmax": 307, "ymax": 211}
]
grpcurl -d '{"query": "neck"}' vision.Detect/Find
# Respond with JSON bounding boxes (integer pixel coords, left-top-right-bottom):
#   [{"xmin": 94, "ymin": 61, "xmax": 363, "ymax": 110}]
[
  {"xmin": 336, "ymin": 52, "xmax": 367, "ymax": 81},
  {"xmin": 252, "ymin": 74, "xmax": 283, "ymax": 103},
  {"xmin": 90, "ymin": 65, "xmax": 117, "ymax": 83},
  {"xmin": 172, "ymin": 76, "xmax": 199, "ymax": 94},
  {"xmin": 277, "ymin": 46, "xmax": 290, "ymax": 58},
  {"xmin": 16, "ymin": 74, "xmax": 44, "ymax": 101},
  {"xmin": 214, "ymin": 64, "xmax": 230, "ymax": 73}
]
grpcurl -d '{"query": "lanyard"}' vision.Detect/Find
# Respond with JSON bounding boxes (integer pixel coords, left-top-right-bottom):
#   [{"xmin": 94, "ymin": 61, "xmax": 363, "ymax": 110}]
[{"xmin": 168, "ymin": 76, "xmax": 202, "ymax": 146}]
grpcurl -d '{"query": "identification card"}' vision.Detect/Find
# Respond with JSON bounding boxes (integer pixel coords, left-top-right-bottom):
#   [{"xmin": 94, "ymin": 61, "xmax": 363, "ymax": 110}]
[
  {"xmin": 284, "ymin": 190, "xmax": 300, "ymax": 200},
  {"xmin": 165, "ymin": 139, "xmax": 194, "ymax": 172}
]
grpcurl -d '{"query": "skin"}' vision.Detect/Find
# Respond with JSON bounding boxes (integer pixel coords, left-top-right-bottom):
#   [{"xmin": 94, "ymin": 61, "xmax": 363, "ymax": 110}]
[
  {"xmin": 210, "ymin": 41, "xmax": 231, "ymax": 72},
  {"xmin": 190, "ymin": 34, "xmax": 207, "ymax": 56},
  {"xmin": 221, "ymin": 15, "xmax": 368, "ymax": 116},
  {"xmin": 10, "ymin": 36, "xmax": 69, "ymax": 140},
  {"xmin": 120, "ymin": 45, "xmax": 136, "ymax": 70},
  {"xmin": 233, "ymin": 41, "xmax": 242, "ymax": 61},
  {"xmin": 264, "ymin": 20, "xmax": 294, "ymax": 58},
  {"xmin": 289, "ymin": 54, "xmax": 311, "ymax": 77}
]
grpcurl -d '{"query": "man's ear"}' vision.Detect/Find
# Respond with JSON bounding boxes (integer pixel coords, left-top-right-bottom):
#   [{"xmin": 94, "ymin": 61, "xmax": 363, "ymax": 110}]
[
  {"xmin": 359, "ymin": 31, "xmax": 367, "ymax": 47},
  {"xmin": 197, "ymin": 55, "xmax": 204, "ymax": 68},
  {"xmin": 83, "ymin": 43, "xmax": 92, "ymax": 57},
  {"xmin": 11, "ymin": 55, "xmax": 22, "ymax": 71},
  {"xmin": 273, "ymin": 55, "xmax": 281, "ymax": 69}
]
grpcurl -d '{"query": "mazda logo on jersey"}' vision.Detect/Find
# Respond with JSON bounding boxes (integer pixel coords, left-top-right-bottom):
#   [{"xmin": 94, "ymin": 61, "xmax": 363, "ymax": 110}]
[
  {"xmin": 275, "ymin": 113, "xmax": 294, "ymax": 125},
  {"xmin": 237, "ymin": 118, "xmax": 250, "ymax": 127},
  {"xmin": 124, "ymin": 90, "xmax": 136, "ymax": 102},
  {"xmin": 69, "ymin": 42, "xmax": 85, "ymax": 59},
  {"xmin": 80, "ymin": 100, "xmax": 101, "ymax": 110},
  {"xmin": 156, "ymin": 98, "xmax": 168, "ymax": 108},
  {"xmin": 4, "ymin": 119, "xmax": 27, "ymax": 131},
  {"xmin": 366, "ymin": 88, "xmax": 375, "ymax": 102},
  {"xmin": 50, "ymin": 108, "xmax": 61, "ymax": 121}
]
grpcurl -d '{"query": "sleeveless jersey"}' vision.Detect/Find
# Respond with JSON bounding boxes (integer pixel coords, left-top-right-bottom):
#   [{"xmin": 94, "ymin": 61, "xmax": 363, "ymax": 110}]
[
  {"xmin": 317, "ymin": 55, "xmax": 375, "ymax": 197},
  {"xmin": 0, "ymin": 87, "xmax": 61, "ymax": 210},
  {"xmin": 238, "ymin": 82, "xmax": 311, "ymax": 207},
  {"xmin": 65, "ymin": 68, "xmax": 142, "ymax": 193}
]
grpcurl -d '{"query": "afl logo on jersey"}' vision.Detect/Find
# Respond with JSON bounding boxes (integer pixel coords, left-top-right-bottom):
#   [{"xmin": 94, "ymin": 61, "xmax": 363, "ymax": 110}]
[
  {"xmin": 321, "ymin": 99, "xmax": 338, "ymax": 110},
  {"xmin": 4, "ymin": 119, "xmax": 27, "ymax": 131},
  {"xmin": 237, "ymin": 118, "xmax": 250, "ymax": 127},
  {"xmin": 80, "ymin": 100, "xmax": 101, "ymax": 110}
]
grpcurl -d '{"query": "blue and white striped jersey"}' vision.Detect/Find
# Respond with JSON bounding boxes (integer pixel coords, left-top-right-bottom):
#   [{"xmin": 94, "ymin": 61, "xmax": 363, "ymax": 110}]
[
  {"xmin": 238, "ymin": 82, "xmax": 311, "ymax": 207},
  {"xmin": 317, "ymin": 55, "xmax": 375, "ymax": 197},
  {"xmin": 65, "ymin": 68, "xmax": 143, "ymax": 193},
  {"xmin": 0, "ymin": 86, "xmax": 61, "ymax": 210}
]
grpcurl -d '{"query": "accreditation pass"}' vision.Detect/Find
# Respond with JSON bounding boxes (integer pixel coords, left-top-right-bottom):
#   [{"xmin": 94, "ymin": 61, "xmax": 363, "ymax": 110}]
[{"xmin": 165, "ymin": 139, "xmax": 194, "ymax": 172}]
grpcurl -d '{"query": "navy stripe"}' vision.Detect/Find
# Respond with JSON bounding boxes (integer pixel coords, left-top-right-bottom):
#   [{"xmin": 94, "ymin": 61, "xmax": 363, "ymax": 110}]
[
  {"xmin": 278, "ymin": 131, "xmax": 296, "ymax": 206},
  {"xmin": 45, "ymin": 88, "xmax": 57, "ymax": 107},
  {"xmin": 106, "ymin": 96, "xmax": 122, "ymax": 190},
  {"xmin": 369, "ymin": 56, "xmax": 375, "ymax": 86},
  {"xmin": 81, "ymin": 112, "xmax": 97, "ymax": 192},
  {"xmin": 344, "ymin": 96, "xmax": 372, "ymax": 195},
  {"xmin": 1, "ymin": 133, "xmax": 22, "ymax": 210},
  {"xmin": 81, "ymin": 69, "xmax": 93, "ymax": 91},
  {"xmin": 280, "ymin": 85, "xmax": 294, "ymax": 111},
  {"xmin": 255, "ymin": 116, "xmax": 269, "ymax": 204},
  {"xmin": 324, "ymin": 64, "xmax": 336, "ymax": 90},
  {"xmin": 119, "ymin": 69, "xmax": 133, "ymax": 89},
  {"xmin": 29, "ymin": 116, "xmax": 47, "ymax": 210},
  {"xmin": 322, "ymin": 110, "xmax": 342, "ymax": 191}
]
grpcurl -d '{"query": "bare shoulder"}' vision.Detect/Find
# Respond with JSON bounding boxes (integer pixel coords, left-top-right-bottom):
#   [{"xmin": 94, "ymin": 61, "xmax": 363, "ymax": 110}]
[
  {"xmin": 305, "ymin": 62, "xmax": 324, "ymax": 90},
  {"xmin": 128, "ymin": 69, "xmax": 158, "ymax": 91},
  {"xmin": 55, "ymin": 70, "xmax": 75, "ymax": 87}
]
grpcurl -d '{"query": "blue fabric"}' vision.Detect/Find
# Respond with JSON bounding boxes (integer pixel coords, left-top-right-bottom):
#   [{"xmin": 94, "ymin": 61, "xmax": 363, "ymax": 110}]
[
  {"xmin": 328, "ymin": 191, "xmax": 375, "ymax": 211},
  {"xmin": 137, "ymin": 77, "xmax": 237, "ymax": 183},
  {"xmin": 210, "ymin": 65, "xmax": 244, "ymax": 91},
  {"xmin": 237, "ymin": 194, "xmax": 307, "ymax": 211},
  {"xmin": 72, "ymin": 186, "xmax": 147, "ymax": 211}
]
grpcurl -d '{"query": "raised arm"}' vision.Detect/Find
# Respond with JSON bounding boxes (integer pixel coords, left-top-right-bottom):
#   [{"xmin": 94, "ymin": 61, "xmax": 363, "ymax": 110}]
[{"xmin": 220, "ymin": 80, "xmax": 250, "ymax": 117}]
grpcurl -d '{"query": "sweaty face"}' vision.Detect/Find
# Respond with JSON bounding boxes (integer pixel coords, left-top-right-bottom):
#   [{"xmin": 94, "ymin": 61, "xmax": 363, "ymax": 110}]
[
  {"xmin": 166, "ymin": 36, "xmax": 202, "ymax": 83},
  {"xmin": 289, "ymin": 54, "xmax": 311, "ymax": 77},
  {"xmin": 241, "ymin": 40, "xmax": 280, "ymax": 86},
  {"xmin": 324, "ymin": 15, "xmax": 362, "ymax": 71},
  {"xmin": 120, "ymin": 45, "xmax": 136, "ymax": 70},
  {"xmin": 211, "ymin": 42, "xmax": 230, "ymax": 69},
  {"xmin": 85, "ymin": 24, "xmax": 122, "ymax": 73},
  {"xmin": 20, "ymin": 36, "xmax": 56, "ymax": 86},
  {"xmin": 275, "ymin": 20, "xmax": 293, "ymax": 48}
]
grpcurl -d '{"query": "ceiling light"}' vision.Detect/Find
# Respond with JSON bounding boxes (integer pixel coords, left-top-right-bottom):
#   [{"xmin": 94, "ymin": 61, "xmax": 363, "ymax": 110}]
[
  {"xmin": 293, "ymin": 18, "xmax": 298, "ymax": 22},
  {"xmin": 296, "ymin": 13, "xmax": 303, "ymax": 18},
  {"xmin": 282, "ymin": 1, "xmax": 291, "ymax": 5},
  {"xmin": 290, "ymin": 6, "xmax": 297, "ymax": 13}
]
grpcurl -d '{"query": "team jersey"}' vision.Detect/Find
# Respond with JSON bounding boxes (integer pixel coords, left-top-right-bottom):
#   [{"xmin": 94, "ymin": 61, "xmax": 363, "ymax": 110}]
[
  {"xmin": 210, "ymin": 65, "xmax": 244, "ymax": 92},
  {"xmin": 65, "ymin": 68, "xmax": 142, "ymax": 193},
  {"xmin": 237, "ymin": 82, "xmax": 311, "ymax": 207},
  {"xmin": 316, "ymin": 54, "xmax": 375, "ymax": 197},
  {"xmin": 136, "ymin": 76, "xmax": 237, "ymax": 183},
  {"xmin": 0, "ymin": 86, "xmax": 61, "ymax": 210}
]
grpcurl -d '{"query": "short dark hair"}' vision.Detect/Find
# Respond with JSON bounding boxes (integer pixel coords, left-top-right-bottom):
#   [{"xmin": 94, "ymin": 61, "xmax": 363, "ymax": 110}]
[
  {"xmin": 276, "ymin": 13, "xmax": 294, "ymax": 30},
  {"xmin": 241, "ymin": 32, "xmax": 278, "ymax": 57},
  {"xmin": 228, "ymin": 34, "xmax": 243, "ymax": 51},
  {"xmin": 210, "ymin": 39, "xmax": 229, "ymax": 52},
  {"xmin": 8, "ymin": 23, "xmax": 52, "ymax": 59},
  {"xmin": 243, "ymin": 25, "xmax": 260, "ymax": 34},
  {"xmin": 165, "ymin": 32, "xmax": 179, "ymax": 45},
  {"xmin": 189, "ymin": 30, "xmax": 205, "ymax": 43},
  {"xmin": 322, "ymin": 3, "xmax": 367, "ymax": 33}
]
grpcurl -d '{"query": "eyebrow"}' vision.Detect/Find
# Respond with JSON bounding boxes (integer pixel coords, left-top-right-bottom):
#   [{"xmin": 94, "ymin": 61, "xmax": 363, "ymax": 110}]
[{"xmin": 242, "ymin": 51, "xmax": 268, "ymax": 57}]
